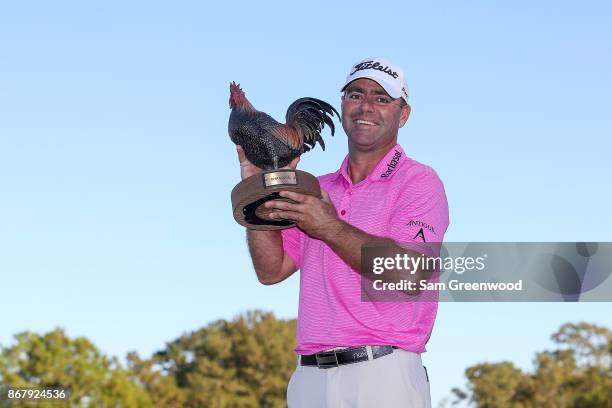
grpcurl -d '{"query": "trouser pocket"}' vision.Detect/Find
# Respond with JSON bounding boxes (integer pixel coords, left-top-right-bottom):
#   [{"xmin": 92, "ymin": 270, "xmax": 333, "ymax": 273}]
[{"xmin": 396, "ymin": 352, "xmax": 432, "ymax": 408}]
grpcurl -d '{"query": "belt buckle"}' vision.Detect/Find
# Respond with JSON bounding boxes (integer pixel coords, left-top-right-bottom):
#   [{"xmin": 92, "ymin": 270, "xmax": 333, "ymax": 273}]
[{"xmin": 315, "ymin": 350, "xmax": 339, "ymax": 369}]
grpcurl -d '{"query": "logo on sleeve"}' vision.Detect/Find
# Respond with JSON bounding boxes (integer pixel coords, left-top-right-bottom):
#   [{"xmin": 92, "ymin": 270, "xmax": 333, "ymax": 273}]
[
  {"xmin": 413, "ymin": 228, "xmax": 426, "ymax": 242},
  {"xmin": 407, "ymin": 220, "xmax": 436, "ymax": 243}
]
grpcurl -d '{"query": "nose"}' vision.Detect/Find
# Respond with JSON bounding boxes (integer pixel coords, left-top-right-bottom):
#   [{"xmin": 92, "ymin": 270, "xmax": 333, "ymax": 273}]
[{"xmin": 357, "ymin": 98, "xmax": 375, "ymax": 114}]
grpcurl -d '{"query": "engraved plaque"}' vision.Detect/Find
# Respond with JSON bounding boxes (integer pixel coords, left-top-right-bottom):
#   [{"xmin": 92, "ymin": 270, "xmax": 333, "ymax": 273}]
[{"xmin": 263, "ymin": 171, "xmax": 298, "ymax": 187}]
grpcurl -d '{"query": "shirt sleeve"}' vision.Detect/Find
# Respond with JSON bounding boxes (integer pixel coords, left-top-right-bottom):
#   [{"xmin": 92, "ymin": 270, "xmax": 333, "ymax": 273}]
[
  {"xmin": 281, "ymin": 226, "xmax": 303, "ymax": 269},
  {"xmin": 388, "ymin": 168, "xmax": 450, "ymax": 257}
]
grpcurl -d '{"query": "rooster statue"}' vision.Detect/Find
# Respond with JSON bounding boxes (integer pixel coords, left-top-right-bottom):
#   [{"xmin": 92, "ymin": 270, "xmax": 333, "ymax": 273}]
[{"xmin": 228, "ymin": 82, "xmax": 339, "ymax": 170}]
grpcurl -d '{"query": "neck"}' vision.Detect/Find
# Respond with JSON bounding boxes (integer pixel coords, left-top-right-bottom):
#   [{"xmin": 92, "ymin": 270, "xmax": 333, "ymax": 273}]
[{"xmin": 347, "ymin": 142, "xmax": 397, "ymax": 184}]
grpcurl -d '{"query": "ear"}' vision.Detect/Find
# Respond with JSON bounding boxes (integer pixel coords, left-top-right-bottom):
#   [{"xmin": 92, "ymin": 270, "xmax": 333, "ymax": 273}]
[
  {"xmin": 340, "ymin": 93, "xmax": 348, "ymax": 117},
  {"xmin": 399, "ymin": 103, "xmax": 411, "ymax": 128}
]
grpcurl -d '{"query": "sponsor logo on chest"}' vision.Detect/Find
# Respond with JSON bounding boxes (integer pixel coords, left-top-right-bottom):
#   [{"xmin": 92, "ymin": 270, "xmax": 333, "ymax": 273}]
[{"xmin": 380, "ymin": 149, "xmax": 402, "ymax": 178}]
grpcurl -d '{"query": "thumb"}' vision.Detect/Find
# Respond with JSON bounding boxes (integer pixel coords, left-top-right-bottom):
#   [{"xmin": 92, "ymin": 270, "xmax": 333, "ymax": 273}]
[
  {"xmin": 236, "ymin": 145, "xmax": 247, "ymax": 163},
  {"xmin": 321, "ymin": 189, "xmax": 331, "ymax": 202},
  {"xmin": 287, "ymin": 156, "xmax": 300, "ymax": 169}
]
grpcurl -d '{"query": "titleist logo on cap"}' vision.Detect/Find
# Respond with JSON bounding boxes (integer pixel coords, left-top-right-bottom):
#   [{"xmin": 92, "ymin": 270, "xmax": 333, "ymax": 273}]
[{"xmin": 350, "ymin": 61, "xmax": 399, "ymax": 79}]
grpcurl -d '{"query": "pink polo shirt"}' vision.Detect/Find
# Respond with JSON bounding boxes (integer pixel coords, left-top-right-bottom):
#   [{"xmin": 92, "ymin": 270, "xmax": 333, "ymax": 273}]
[{"xmin": 281, "ymin": 144, "xmax": 449, "ymax": 355}]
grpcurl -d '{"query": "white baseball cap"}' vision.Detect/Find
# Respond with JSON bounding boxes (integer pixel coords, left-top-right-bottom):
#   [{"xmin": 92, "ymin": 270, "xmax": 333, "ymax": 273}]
[{"xmin": 341, "ymin": 57, "xmax": 409, "ymax": 103}]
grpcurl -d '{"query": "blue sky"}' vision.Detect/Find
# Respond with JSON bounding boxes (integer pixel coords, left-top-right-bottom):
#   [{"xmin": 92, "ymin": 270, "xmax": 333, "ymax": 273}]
[{"xmin": 1, "ymin": 1, "xmax": 611, "ymax": 406}]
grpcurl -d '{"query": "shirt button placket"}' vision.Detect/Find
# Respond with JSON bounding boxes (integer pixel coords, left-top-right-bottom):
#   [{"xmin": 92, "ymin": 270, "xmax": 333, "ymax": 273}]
[{"xmin": 339, "ymin": 189, "xmax": 352, "ymax": 219}]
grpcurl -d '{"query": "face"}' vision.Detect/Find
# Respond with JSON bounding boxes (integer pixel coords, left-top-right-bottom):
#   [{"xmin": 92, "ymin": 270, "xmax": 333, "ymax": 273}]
[{"xmin": 341, "ymin": 78, "xmax": 411, "ymax": 152}]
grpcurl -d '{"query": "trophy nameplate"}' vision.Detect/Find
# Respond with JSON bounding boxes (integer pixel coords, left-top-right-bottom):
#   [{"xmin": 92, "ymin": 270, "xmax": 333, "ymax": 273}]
[{"xmin": 263, "ymin": 172, "xmax": 298, "ymax": 187}]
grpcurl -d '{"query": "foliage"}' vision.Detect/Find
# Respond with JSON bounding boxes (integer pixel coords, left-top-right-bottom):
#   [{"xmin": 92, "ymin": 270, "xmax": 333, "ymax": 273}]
[
  {"xmin": 0, "ymin": 329, "xmax": 152, "ymax": 408},
  {"xmin": 453, "ymin": 322, "xmax": 612, "ymax": 408},
  {"xmin": 128, "ymin": 310, "xmax": 297, "ymax": 408},
  {"xmin": 0, "ymin": 311, "xmax": 296, "ymax": 408},
  {"xmin": 2, "ymin": 317, "xmax": 608, "ymax": 408}
]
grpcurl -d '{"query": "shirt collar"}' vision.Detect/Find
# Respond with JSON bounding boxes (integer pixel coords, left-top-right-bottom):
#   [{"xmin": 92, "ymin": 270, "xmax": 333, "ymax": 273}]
[
  {"xmin": 369, "ymin": 144, "xmax": 406, "ymax": 182},
  {"xmin": 332, "ymin": 144, "xmax": 407, "ymax": 184}
]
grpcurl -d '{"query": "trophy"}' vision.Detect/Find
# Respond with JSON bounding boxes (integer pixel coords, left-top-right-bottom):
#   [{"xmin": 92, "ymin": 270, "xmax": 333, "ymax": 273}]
[{"xmin": 228, "ymin": 82, "xmax": 339, "ymax": 230}]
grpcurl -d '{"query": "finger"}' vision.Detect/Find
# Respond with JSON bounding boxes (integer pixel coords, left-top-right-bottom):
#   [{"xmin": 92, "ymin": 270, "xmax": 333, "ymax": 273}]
[
  {"xmin": 269, "ymin": 210, "xmax": 302, "ymax": 222},
  {"xmin": 278, "ymin": 190, "xmax": 308, "ymax": 203},
  {"xmin": 264, "ymin": 200, "xmax": 302, "ymax": 211}
]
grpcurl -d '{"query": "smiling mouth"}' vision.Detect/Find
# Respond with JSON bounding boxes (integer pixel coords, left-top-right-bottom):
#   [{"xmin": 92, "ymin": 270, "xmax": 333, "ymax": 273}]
[{"xmin": 354, "ymin": 119, "xmax": 377, "ymax": 126}]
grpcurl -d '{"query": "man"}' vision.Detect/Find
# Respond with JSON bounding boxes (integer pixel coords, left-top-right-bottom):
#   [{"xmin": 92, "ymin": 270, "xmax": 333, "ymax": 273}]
[{"xmin": 236, "ymin": 57, "xmax": 449, "ymax": 407}]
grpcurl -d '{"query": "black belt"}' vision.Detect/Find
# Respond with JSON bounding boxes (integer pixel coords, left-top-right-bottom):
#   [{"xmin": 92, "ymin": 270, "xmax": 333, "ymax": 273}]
[{"xmin": 300, "ymin": 346, "xmax": 398, "ymax": 369}]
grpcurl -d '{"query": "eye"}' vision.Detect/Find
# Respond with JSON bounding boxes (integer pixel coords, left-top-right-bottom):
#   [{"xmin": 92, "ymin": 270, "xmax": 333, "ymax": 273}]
[
  {"xmin": 376, "ymin": 97, "xmax": 390, "ymax": 104},
  {"xmin": 347, "ymin": 92, "xmax": 363, "ymax": 100}
]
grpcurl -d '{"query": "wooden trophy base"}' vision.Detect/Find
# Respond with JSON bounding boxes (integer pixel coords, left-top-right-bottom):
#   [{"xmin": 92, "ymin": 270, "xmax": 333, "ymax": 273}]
[{"xmin": 231, "ymin": 169, "xmax": 321, "ymax": 230}]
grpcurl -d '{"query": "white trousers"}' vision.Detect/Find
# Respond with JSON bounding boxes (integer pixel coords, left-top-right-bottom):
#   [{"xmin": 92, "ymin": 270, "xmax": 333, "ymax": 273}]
[{"xmin": 287, "ymin": 348, "xmax": 431, "ymax": 408}]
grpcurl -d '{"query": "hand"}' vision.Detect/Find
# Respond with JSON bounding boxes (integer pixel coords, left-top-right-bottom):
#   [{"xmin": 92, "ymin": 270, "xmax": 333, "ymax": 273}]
[
  {"xmin": 265, "ymin": 189, "xmax": 344, "ymax": 241},
  {"xmin": 236, "ymin": 145, "xmax": 261, "ymax": 180},
  {"xmin": 236, "ymin": 145, "xmax": 300, "ymax": 180}
]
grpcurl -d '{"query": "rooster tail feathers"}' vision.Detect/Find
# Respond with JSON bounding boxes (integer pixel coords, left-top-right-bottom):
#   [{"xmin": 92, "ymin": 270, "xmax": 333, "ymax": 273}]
[{"xmin": 285, "ymin": 97, "xmax": 339, "ymax": 152}]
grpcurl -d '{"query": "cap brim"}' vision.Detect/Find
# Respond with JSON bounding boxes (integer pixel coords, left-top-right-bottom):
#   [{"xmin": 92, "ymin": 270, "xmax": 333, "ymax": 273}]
[{"xmin": 341, "ymin": 75, "xmax": 404, "ymax": 100}]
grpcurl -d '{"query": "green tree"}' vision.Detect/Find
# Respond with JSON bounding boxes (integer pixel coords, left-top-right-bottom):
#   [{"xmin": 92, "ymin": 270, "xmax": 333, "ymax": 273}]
[
  {"xmin": 459, "ymin": 362, "xmax": 531, "ymax": 408},
  {"xmin": 0, "ymin": 329, "xmax": 152, "ymax": 408},
  {"xmin": 130, "ymin": 310, "xmax": 297, "ymax": 408},
  {"xmin": 453, "ymin": 322, "xmax": 612, "ymax": 408}
]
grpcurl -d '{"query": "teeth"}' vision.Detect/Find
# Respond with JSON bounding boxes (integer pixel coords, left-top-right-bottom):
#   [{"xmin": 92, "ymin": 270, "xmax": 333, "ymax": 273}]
[{"xmin": 356, "ymin": 120, "xmax": 376, "ymax": 125}]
